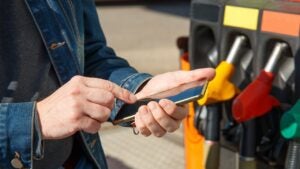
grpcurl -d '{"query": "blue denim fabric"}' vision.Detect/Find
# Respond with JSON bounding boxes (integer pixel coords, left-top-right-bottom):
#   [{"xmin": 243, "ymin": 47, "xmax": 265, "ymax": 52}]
[
  {"xmin": 0, "ymin": 0, "xmax": 152, "ymax": 168},
  {"xmin": 0, "ymin": 102, "xmax": 34, "ymax": 168}
]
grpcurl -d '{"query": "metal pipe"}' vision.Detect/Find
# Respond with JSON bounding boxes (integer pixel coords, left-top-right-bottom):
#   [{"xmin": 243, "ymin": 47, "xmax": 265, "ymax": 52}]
[
  {"xmin": 264, "ymin": 42, "xmax": 287, "ymax": 73},
  {"xmin": 226, "ymin": 35, "xmax": 247, "ymax": 64},
  {"xmin": 208, "ymin": 46, "xmax": 219, "ymax": 67}
]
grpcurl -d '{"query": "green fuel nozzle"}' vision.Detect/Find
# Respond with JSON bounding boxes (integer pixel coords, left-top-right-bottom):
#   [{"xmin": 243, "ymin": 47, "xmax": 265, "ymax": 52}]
[{"xmin": 281, "ymin": 100, "xmax": 300, "ymax": 139}]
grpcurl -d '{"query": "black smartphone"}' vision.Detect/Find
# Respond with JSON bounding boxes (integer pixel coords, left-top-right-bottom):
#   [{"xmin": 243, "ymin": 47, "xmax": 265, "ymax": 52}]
[{"xmin": 112, "ymin": 81, "xmax": 208, "ymax": 125}]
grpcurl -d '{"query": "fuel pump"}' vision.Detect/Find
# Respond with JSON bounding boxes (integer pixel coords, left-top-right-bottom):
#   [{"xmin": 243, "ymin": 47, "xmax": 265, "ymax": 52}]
[
  {"xmin": 198, "ymin": 35, "xmax": 246, "ymax": 169},
  {"xmin": 232, "ymin": 42, "xmax": 288, "ymax": 169}
]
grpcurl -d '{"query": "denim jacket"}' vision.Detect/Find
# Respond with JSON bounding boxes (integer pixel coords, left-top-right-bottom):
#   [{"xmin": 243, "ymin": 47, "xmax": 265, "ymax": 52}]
[{"xmin": 0, "ymin": 0, "xmax": 151, "ymax": 168}]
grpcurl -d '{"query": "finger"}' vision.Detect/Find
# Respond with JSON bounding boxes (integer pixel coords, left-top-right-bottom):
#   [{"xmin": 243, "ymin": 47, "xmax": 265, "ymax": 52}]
[
  {"xmin": 135, "ymin": 112, "xmax": 151, "ymax": 137},
  {"xmin": 83, "ymin": 102, "xmax": 111, "ymax": 123},
  {"xmin": 78, "ymin": 116, "xmax": 102, "ymax": 134},
  {"xmin": 159, "ymin": 99, "xmax": 188, "ymax": 120},
  {"xmin": 83, "ymin": 87, "xmax": 115, "ymax": 110},
  {"xmin": 79, "ymin": 76, "xmax": 136, "ymax": 103},
  {"xmin": 139, "ymin": 105, "xmax": 166, "ymax": 137},
  {"xmin": 174, "ymin": 68, "xmax": 216, "ymax": 84},
  {"xmin": 189, "ymin": 68, "xmax": 216, "ymax": 81},
  {"xmin": 148, "ymin": 101, "xmax": 179, "ymax": 132}
]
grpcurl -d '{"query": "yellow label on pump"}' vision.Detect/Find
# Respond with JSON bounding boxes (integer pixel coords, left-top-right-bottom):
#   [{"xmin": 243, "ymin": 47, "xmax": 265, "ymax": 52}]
[{"xmin": 224, "ymin": 5, "xmax": 259, "ymax": 30}]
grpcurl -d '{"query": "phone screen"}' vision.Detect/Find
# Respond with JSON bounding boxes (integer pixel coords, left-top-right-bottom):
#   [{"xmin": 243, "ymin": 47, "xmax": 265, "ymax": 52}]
[{"xmin": 112, "ymin": 81, "xmax": 208, "ymax": 125}]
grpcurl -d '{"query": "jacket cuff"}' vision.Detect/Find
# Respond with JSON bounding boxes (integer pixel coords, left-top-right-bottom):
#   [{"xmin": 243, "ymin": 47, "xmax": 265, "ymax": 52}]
[
  {"xmin": 5, "ymin": 102, "xmax": 35, "ymax": 168},
  {"xmin": 110, "ymin": 73, "xmax": 152, "ymax": 121}
]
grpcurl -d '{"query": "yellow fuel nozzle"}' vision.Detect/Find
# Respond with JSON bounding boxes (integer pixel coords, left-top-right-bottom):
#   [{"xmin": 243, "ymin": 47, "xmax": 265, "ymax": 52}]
[
  {"xmin": 198, "ymin": 61, "xmax": 240, "ymax": 105},
  {"xmin": 198, "ymin": 35, "xmax": 246, "ymax": 105}
]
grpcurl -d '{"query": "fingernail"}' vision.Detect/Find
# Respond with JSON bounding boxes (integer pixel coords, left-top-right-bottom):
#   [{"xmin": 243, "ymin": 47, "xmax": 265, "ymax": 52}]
[
  {"xmin": 159, "ymin": 99, "xmax": 169, "ymax": 107},
  {"xmin": 148, "ymin": 102, "xmax": 156, "ymax": 110}
]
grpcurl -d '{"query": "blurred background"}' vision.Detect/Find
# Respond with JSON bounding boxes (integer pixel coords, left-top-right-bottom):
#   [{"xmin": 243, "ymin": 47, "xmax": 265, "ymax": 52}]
[
  {"xmin": 97, "ymin": 0, "xmax": 190, "ymax": 75},
  {"xmin": 97, "ymin": 1, "xmax": 191, "ymax": 169}
]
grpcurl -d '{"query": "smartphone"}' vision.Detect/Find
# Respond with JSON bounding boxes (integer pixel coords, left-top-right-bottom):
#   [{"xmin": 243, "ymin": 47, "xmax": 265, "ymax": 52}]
[{"xmin": 112, "ymin": 81, "xmax": 208, "ymax": 125}]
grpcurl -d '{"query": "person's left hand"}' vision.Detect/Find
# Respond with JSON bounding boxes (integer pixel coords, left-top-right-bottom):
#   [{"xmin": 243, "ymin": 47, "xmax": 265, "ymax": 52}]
[{"xmin": 134, "ymin": 68, "xmax": 215, "ymax": 137}]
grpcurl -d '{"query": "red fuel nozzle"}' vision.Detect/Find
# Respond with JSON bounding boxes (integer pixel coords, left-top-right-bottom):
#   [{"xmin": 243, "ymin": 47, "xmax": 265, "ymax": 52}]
[
  {"xmin": 232, "ymin": 71, "xmax": 280, "ymax": 122},
  {"xmin": 232, "ymin": 42, "xmax": 287, "ymax": 123}
]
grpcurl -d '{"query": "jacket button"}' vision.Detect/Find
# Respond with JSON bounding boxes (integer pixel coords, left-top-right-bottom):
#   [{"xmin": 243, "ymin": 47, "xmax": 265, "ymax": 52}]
[
  {"xmin": 49, "ymin": 41, "xmax": 66, "ymax": 50},
  {"xmin": 11, "ymin": 152, "xmax": 23, "ymax": 169}
]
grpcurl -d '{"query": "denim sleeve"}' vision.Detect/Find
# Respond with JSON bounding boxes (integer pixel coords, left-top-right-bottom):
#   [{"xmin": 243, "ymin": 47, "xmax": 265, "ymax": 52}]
[
  {"xmin": 81, "ymin": 0, "xmax": 153, "ymax": 121},
  {"xmin": 0, "ymin": 102, "xmax": 36, "ymax": 168},
  {"xmin": 82, "ymin": 0, "xmax": 141, "ymax": 85}
]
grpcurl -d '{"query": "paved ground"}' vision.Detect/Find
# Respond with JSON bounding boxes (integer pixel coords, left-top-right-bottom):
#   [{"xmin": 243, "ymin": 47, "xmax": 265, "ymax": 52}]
[{"xmin": 100, "ymin": 124, "xmax": 185, "ymax": 169}]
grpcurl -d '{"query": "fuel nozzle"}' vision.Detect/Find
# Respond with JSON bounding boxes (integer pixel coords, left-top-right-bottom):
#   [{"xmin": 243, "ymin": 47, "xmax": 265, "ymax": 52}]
[
  {"xmin": 197, "ymin": 35, "xmax": 246, "ymax": 169},
  {"xmin": 281, "ymin": 100, "xmax": 300, "ymax": 139},
  {"xmin": 233, "ymin": 42, "xmax": 288, "ymax": 123},
  {"xmin": 280, "ymin": 100, "xmax": 300, "ymax": 169},
  {"xmin": 198, "ymin": 35, "xmax": 246, "ymax": 105}
]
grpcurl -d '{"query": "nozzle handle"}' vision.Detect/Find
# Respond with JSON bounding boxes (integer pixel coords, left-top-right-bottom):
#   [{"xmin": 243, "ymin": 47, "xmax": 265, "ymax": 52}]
[{"xmin": 281, "ymin": 100, "xmax": 300, "ymax": 139}]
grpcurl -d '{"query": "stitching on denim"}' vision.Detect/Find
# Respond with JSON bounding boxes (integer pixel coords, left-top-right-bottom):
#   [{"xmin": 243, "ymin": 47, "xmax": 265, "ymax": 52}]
[
  {"xmin": 57, "ymin": 0, "xmax": 77, "ymax": 39},
  {"xmin": 67, "ymin": 0, "xmax": 82, "ymax": 43}
]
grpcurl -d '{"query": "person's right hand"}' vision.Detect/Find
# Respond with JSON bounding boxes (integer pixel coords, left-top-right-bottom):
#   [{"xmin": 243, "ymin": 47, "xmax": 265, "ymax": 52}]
[{"xmin": 36, "ymin": 75, "xmax": 136, "ymax": 140}]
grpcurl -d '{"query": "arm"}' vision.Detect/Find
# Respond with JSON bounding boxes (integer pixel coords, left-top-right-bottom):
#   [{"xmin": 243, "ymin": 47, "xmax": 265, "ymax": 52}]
[
  {"xmin": 0, "ymin": 78, "xmax": 138, "ymax": 168},
  {"xmin": 82, "ymin": 0, "xmax": 152, "ymax": 120},
  {"xmin": 82, "ymin": 0, "xmax": 149, "ymax": 85}
]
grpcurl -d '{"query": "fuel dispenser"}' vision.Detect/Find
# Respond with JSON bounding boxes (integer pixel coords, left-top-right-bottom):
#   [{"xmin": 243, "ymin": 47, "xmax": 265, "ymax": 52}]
[
  {"xmin": 232, "ymin": 42, "xmax": 288, "ymax": 168},
  {"xmin": 189, "ymin": 1, "xmax": 252, "ymax": 168},
  {"xmin": 232, "ymin": 1, "xmax": 300, "ymax": 168},
  {"xmin": 220, "ymin": 1, "xmax": 268, "ymax": 168},
  {"xmin": 187, "ymin": 1, "xmax": 227, "ymax": 169},
  {"xmin": 184, "ymin": 0, "xmax": 300, "ymax": 169}
]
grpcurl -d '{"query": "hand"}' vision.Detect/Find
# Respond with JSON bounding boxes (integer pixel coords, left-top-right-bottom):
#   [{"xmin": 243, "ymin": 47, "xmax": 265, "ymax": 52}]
[
  {"xmin": 134, "ymin": 68, "xmax": 215, "ymax": 137},
  {"xmin": 36, "ymin": 75, "xmax": 136, "ymax": 140},
  {"xmin": 135, "ymin": 68, "xmax": 215, "ymax": 99}
]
